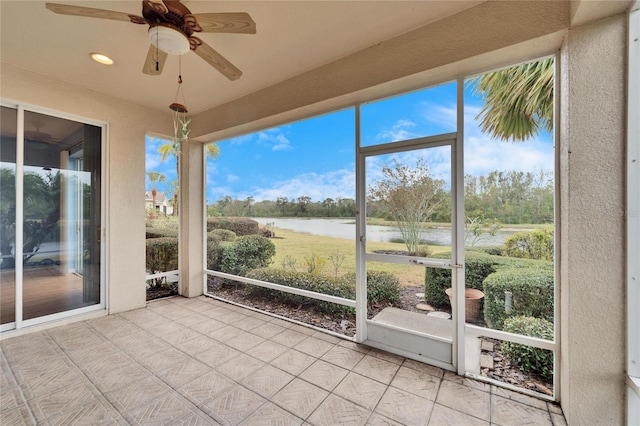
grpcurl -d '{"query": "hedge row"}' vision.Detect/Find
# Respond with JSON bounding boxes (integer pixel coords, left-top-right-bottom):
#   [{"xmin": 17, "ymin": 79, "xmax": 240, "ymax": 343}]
[
  {"xmin": 146, "ymin": 237, "xmax": 178, "ymax": 287},
  {"xmin": 501, "ymin": 316, "xmax": 554, "ymax": 380},
  {"xmin": 146, "ymin": 227, "xmax": 178, "ymax": 239},
  {"xmin": 206, "ymin": 217, "xmax": 260, "ymax": 236},
  {"xmin": 483, "ymin": 267, "xmax": 554, "ymax": 329},
  {"xmin": 424, "ymin": 251, "xmax": 553, "ymax": 329},
  {"xmin": 207, "ymin": 234, "xmax": 275, "ymax": 276},
  {"xmin": 245, "ymin": 269, "xmax": 401, "ymax": 316}
]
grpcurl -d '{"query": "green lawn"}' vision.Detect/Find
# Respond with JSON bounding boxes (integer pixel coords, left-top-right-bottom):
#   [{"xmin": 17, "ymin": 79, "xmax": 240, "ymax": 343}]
[{"xmin": 267, "ymin": 227, "xmax": 450, "ymax": 287}]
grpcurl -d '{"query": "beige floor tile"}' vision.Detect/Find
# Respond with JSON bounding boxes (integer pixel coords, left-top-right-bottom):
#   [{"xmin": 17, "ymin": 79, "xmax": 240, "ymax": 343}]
[
  {"xmin": 353, "ymin": 354, "xmax": 400, "ymax": 385},
  {"xmin": 366, "ymin": 412, "xmax": 403, "ymax": 425},
  {"xmin": 271, "ymin": 349, "xmax": 316, "ymax": 375},
  {"xmin": 104, "ymin": 376, "xmax": 171, "ymax": 412},
  {"xmin": 204, "ymin": 384, "xmax": 266, "ymax": 425},
  {"xmin": 390, "ymin": 365, "xmax": 440, "ymax": 401},
  {"xmin": 333, "ymin": 372, "xmax": 387, "ymax": 410},
  {"xmin": 491, "ymin": 395, "xmax": 553, "ymax": 426},
  {"xmin": 367, "ymin": 348, "xmax": 405, "ymax": 365},
  {"xmin": 176, "ymin": 334, "xmax": 220, "ymax": 356},
  {"xmin": 1, "ymin": 385, "xmax": 26, "ymax": 413},
  {"xmin": 124, "ymin": 392, "xmax": 211, "ymax": 425},
  {"xmin": 88, "ymin": 363, "xmax": 153, "ymax": 393},
  {"xmin": 195, "ymin": 342, "xmax": 242, "ymax": 368},
  {"xmin": 226, "ymin": 332, "xmax": 266, "ymax": 352},
  {"xmin": 299, "ymin": 359, "xmax": 349, "ymax": 391},
  {"xmin": 272, "ymin": 378, "xmax": 329, "ymax": 419},
  {"xmin": 241, "ymin": 364, "xmax": 295, "ymax": 398},
  {"xmin": 18, "ymin": 364, "xmax": 87, "ymax": 400},
  {"xmin": 216, "ymin": 353, "xmax": 266, "ymax": 381},
  {"xmin": 45, "ymin": 396, "xmax": 126, "ymax": 426},
  {"xmin": 0, "ymin": 405, "xmax": 36, "ymax": 426},
  {"xmin": 146, "ymin": 320, "xmax": 204, "ymax": 346},
  {"xmin": 28, "ymin": 382, "xmax": 100, "ymax": 422},
  {"xmin": 311, "ymin": 331, "xmax": 343, "ymax": 344},
  {"xmin": 208, "ymin": 324, "xmax": 245, "ymax": 342},
  {"xmin": 234, "ymin": 315, "xmax": 267, "ymax": 331},
  {"xmin": 550, "ymin": 411, "xmax": 567, "ymax": 426},
  {"xmin": 436, "ymin": 379, "xmax": 490, "ymax": 421},
  {"xmin": 375, "ymin": 386, "xmax": 434, "ymax": 425},
  {"xmin": 321, "ymin": 345, "xmax": 366, "ymax": 370},
  {"xmin": 246, "ymin": 340, "xmax": 289, "ymax": 362},
  {"xmin": 178, "ymin": 370, "xmax": 235, "ymax": 406},
  {"xmin": 1, "ymin": 297, "xmax": 566, "ymax": 426},
  {"xmin": 294, "ymin": 336, "xmax": 335, "ymax": 357},
  {"xmin": 307, "ymin": 394, "xmax": 371, "ymax": 426},
  {"xmin": 491, "ymin": 385, "xmax": 548, "ymax": 410},
  {"xmin": 428, "ymin": 403, "xmax": 489, "ymax": 426},
  {"xmin": 239, "ymin": 401, "xmax": 304, "ymax": 426},
  {"xmin": 443, "ymin": 371, "xmax": 491, "ymax": 393},
  {"xmin": 402, "ymin": 359, "xmax": 445, "ymax": 378},
  {"xmin": 272, "ymin": 329, "xmax": 309, "ymax": 347},
  {"xmin": 338, "ymin": 340, "xmax": 370, "ymax": 354},
  {"xmin": 250, "ymin": 322, "xmax": 287, "ymax": 339}
]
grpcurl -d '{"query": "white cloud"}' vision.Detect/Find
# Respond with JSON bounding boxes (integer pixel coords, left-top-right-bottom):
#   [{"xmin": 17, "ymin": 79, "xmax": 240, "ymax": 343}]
[
  {"xmin": 256, "ymin": 128, "xmax": 293, "ymax": 151},
  {"xmin": 248, "ymin": 169, "xmax": 355, "ymax": 202},
  {"xmin": 376, "ymin": 119, "xmax": 418, "ymax": 142},
  {"xmin": 227, "ymin": 174, "xmax": 239, "ymax": 182}
]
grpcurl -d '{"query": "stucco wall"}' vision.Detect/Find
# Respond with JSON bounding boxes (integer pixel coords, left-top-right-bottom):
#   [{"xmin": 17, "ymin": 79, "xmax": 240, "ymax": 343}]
[
  {"xmin": 1, "ymin": 63, "xmax": 171, "ymax": 314},
  {"xmin": 559, "ymin": 14, "xmax": 626, "ymax": 424}
]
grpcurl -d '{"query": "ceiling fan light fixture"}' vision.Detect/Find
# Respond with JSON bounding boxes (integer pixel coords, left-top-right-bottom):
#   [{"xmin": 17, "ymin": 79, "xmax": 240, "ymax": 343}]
[
  {"xmin": 148, "ymin": 24, "xmax": 190, "ymax": 55},
  {"xmin": 90, "ymin": 52, "xmax": 114, "ymax": 65}
]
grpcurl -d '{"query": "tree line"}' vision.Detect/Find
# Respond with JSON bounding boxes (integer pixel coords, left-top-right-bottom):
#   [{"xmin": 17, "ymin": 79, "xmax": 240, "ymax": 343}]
[{"xmin": 208, "ymin": 168, "xmax": 553, "ymax": 225}]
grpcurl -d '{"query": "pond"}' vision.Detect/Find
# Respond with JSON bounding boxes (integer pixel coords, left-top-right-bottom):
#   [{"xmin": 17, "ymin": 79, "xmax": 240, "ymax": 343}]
[{"xmin": 253, "ymin": 217, "xmax": 517, "ymax": 247}]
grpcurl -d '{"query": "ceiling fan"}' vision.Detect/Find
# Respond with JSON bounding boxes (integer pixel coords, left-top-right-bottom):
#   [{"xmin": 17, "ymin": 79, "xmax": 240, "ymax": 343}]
[{"xmin": 45, "ymin": 0, "xmax": 256, "ymax": 80}]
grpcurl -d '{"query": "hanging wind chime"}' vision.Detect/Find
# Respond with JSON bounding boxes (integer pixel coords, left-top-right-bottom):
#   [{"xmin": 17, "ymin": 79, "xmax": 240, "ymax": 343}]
[{"xmin": 169, "ymin": 55, "xmax": 190, "ymax": 154}]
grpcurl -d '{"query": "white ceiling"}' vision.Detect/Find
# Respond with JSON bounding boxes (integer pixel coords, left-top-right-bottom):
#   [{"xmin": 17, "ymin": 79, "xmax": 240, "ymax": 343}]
[{"xmin": 0, "ymin": 0, "xmax": 484, "ymax": 115}]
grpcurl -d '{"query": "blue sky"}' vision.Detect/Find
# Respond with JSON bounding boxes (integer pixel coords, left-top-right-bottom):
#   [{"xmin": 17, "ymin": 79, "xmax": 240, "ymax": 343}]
[{"xmin": 146, "ymin": 79, "xmax": 554, "ymax": 204}]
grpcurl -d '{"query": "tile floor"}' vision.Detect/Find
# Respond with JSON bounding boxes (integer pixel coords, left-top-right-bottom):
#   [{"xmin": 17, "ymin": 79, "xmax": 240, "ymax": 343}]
[{"xmin": 0, "ymin": 296, "xmax": 567, "ymax": 425}]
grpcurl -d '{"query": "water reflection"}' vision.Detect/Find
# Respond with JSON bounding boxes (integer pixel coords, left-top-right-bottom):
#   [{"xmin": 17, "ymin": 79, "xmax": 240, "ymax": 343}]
[{"xmin": 253, "ymin": 217, "xmax": 515, "ymax": 247}]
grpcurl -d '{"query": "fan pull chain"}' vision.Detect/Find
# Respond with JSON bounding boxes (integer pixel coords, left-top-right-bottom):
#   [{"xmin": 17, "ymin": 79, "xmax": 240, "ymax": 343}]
[{"xmin": 155, "ymin": 26, "xmax": 159, "ymax": 71}]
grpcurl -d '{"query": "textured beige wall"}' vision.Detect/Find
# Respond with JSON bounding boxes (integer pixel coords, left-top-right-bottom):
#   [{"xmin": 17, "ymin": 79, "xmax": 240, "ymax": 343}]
[
  {"xmin": 559, "ymin": 14, "xmax": 627, "ymax": 424},
  {"xmin": 1, "ymin": 63, "xmax": 171, "ymax": 314},
  {"xmin": 180, "ymin": 141, "xmax": 204, "ymax": 298}
]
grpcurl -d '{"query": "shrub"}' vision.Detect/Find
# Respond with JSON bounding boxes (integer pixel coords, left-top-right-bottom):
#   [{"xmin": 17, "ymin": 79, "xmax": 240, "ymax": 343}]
[
  {"xmin": 209, "ymin": 229, "xmax": 236, "ymax": 242},
  {"xmin": 483, "ymin": 267, "xmax": 554, "ymax": 329},
  {"xmin": 424, "ymin": 251, "xmax": 498, "ymax": 308},
  {"xmin": 503, "ymin": 228, "xmax": 554, "ymax": 261},
  {"xmin": 246, "ymin": 269, "xmax": 402, "ymax": 315},
  {"xmin": 501, "ymin": 316, "xmax": 554, "ymax": 381},
  {"xmin": 247, "ymin": 269, "xmax": 355, "ymax": 315},
  {"xmin": 146, "ymin": 227, "xmax": 178, "ymax": 239},
  {"xmin": 206, "ymin": 217, "xmax": 260, "ymax": 236},
  {"xmin": 362, "ymin": 270, "xmax": 402, "ymax": 308},
  {"xmin": 219, "ymin": 235, "xmax": 276, "ymax": 276},
  {"xmin": 146, "ymin": 237, "xmax": 178, "ymax": 287}
]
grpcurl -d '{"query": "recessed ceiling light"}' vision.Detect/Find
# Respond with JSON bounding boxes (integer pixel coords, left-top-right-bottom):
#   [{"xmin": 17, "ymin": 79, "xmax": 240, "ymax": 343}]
[{"xmin": 90, "ymin": 52, "xmax": 114, "ymax": 65}]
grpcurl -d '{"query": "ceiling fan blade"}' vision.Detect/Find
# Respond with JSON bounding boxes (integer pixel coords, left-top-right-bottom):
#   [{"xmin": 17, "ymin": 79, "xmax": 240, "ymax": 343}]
[
  {"xmin": 189, "ymin": 12, "xmax": 256, "ymax": 34},
  {"xmin": 191, "ymin": 38, "xmax": 242, "ymax": 81},
  {"xmin": 45, "ymin": 3, "xmax": 145, "ymax": 23},
  {"xmin": 142, "ymin": 45, "xmax": 168, "ymax": 76}
]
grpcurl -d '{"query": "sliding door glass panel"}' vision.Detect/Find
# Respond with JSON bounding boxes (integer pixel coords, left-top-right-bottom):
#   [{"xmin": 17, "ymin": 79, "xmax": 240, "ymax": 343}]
[
  {"xmin": 0, "ymin": 106, "xmax": 17, "ymax": 326},
  {"xmin": 22, "ymin": 111, "xmax": 101, "ymax": 320}
]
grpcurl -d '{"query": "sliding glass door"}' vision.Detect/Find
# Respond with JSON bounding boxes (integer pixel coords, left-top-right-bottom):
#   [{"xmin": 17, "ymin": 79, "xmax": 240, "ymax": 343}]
[{"xmin": 0, "ymin": 105, "xmax": 104, "ymax": 330}]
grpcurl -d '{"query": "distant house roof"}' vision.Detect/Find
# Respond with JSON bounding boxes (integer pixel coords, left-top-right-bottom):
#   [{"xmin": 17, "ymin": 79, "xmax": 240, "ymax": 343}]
[{"xmin": 145, "ymin": 191, "xmax": 167, "ymax": 203}]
